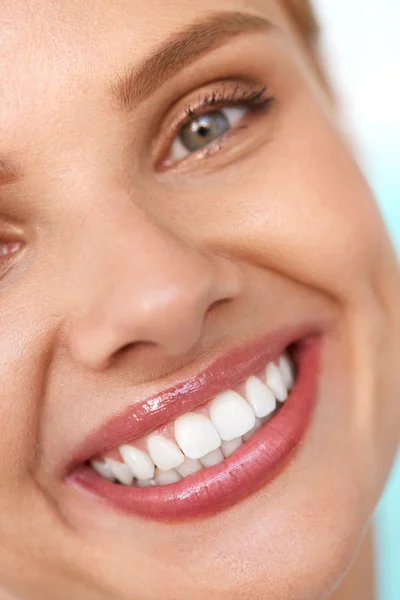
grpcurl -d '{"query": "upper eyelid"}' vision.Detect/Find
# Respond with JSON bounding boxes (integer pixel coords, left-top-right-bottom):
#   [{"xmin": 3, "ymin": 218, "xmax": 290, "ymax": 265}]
[
  {"xmin": 166, "ymin": 82, "xmax": 271, "ymax": 137},
  {"xmin": 187, "ymin": 84, "xmax": 269, "ymax": 114}
]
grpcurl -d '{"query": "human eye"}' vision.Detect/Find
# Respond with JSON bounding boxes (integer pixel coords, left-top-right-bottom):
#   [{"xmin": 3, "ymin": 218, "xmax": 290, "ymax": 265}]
[
  {"xmin": 157, "ymin": 81, "xmax": 275, "ymax": 169},
  {"xmin": 0, "ymin": 234, "xmax": 24, "ymax": 279}
]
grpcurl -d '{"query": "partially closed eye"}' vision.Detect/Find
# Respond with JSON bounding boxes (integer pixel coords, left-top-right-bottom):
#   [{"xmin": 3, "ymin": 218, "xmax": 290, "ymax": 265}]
[
  {"xmin": 0, "ymin": 242, "xmax": 22, "ymax": 257},
  {"xmin": 0, "ymin": 240, "xmax": 23, "ymax": 278}
]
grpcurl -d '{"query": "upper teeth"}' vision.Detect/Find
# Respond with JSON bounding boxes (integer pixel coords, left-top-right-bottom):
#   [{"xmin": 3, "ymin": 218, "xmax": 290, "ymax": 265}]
[
  {"xmin": 119, "ymin": 445, "xmax": 155, "ymax": 481},
  {"xmin": 208, "ymin": 390, "xmax": 256, "ymax": 442},
  {"xmin": 245, "ymin": 376, "xmax": 276, "ymax": 418},
  {"xmin": 146, "ymin": 434, "xmax": 185, "ymax": 471},
  {"xmin": 91, "ymin": 352, "xmax": 295, "ymax": 486},
  {"xmin": 174, "ymin": 412, "xmax": 222, "ymax": 459}
]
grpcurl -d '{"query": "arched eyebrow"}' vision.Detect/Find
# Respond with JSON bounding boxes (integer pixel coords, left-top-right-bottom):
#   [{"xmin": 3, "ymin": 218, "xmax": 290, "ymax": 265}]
[{"xmin": 108, "ymin": 11, "xmax": 273, "ymax": 113}]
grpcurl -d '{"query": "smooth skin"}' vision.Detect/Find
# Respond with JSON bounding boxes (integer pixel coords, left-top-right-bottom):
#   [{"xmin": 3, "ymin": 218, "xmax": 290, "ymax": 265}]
[{"xmin": 0, "ymin": 0, "xmax": 399, "ymax": 599}]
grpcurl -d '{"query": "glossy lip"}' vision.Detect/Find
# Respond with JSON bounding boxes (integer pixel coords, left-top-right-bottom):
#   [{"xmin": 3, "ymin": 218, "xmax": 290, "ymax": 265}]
[
  {"xmin": 67, "ymin": 324, "xmax": 317, "ymax": 472},
  {"xmin": 67, "ymin": 327, "xmax": 322, "ymax": 520}
]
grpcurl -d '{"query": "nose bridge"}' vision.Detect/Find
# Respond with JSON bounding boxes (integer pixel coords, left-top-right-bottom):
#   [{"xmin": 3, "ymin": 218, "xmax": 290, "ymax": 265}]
[{"xmin": 67, "ymin": 207, "xmax": 240, "ymax": 369}]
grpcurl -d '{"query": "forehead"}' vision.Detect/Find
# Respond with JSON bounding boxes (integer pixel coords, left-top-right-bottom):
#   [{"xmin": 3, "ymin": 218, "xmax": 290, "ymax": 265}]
[
  {"xmin": 0, "ymin": 0, "xmax": 293, "ymax": 155},
  {"xmin": 0, "ymin": 0, "xmax": 285, "ymax": 70}
]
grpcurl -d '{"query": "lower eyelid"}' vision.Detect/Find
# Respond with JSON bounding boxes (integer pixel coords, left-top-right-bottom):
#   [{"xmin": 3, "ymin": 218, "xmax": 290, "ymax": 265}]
[
  {"xmin": 173, "ymin": 125, "xmax": 244, "ymax": 167},
  {"xmin": 160, "ymin": 125, "xmax": 244, "ymax": 171},
  {"xmin": 162, "ymin": 127, "xmax": 231, "ymax": 168}
]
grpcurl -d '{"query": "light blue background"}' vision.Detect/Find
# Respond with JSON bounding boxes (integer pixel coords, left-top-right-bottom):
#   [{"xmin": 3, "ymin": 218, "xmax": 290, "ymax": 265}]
[
  {"xmin": 311, "ymin": 2, "xmax": 399, "ymax": 597},
  {"xmin": 371, "ymin": 171, "xmax": 400, "ymax": 600},
  {"xmin": 375, "ymin": 453, "xmax": 400, "ymax": 600}
]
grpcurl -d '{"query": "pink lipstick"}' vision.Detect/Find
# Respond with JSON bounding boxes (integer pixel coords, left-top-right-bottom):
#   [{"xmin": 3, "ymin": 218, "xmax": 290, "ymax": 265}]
[{"xmin": 68, "ymin": 330, "xmax": 321, "ymax": 520}]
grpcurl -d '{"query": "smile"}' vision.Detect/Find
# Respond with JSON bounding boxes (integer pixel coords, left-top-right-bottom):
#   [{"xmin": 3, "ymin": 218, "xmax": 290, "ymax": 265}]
[{"xmin": 69, "ymin": 329, "xmax": 321, "ymax": 520}]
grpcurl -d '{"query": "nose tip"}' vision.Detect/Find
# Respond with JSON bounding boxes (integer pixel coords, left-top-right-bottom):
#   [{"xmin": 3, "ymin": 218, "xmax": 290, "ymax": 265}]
[{"xmin": 68, "ymin": 245, "xmax": 242, "ymax": 371}]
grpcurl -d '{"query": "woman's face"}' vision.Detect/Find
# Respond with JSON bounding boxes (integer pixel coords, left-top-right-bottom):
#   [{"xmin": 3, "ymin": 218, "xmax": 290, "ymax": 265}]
[{"xmin": 0, "ymin": 0, "xmax": 399, "ymax": 599}]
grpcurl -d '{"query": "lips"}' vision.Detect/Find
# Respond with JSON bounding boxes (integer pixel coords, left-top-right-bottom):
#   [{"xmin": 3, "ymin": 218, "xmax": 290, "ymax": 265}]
[{"xmin": 68, "ymin": 328, "xmax": 321, "ymax": 520}]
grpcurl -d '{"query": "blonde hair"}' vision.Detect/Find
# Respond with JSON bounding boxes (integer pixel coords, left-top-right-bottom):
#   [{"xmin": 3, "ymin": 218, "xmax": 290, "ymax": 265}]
[
  {"xmin": 284, "ymin": 0, "xmax": 319, "ymax": 45},
  {"xmin": 283, "ymin": 0, "xmax": 332, "ymax": 94}
]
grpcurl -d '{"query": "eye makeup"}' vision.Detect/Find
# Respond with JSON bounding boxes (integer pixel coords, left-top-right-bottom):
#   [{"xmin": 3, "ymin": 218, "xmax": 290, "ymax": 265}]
[{"xmin": 155, "ymin": 80, "xmax": 275, "ymax": 169}]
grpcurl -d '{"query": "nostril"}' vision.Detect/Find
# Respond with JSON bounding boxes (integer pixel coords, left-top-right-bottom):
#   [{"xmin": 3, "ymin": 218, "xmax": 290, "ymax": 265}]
[
  {"xmin": 66, "ymin": 240, "xmax": 243, "ymax": 370},
  {"xmin": 110, "ymin": 340, "xmax": 156, "ymax": 366},
  {"xmin": 209, "ymin": 296, "xmax": 234, "ymax": 311},
  {"xmin": 204, "ymin": 296, "xmax": 235, "ymax": 324}
]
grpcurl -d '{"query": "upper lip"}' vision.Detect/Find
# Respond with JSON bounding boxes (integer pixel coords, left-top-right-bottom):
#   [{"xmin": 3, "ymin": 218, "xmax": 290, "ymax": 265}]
[{"xmin": 67, "ymin": 323, "xmax": 317, "ymax": 475}]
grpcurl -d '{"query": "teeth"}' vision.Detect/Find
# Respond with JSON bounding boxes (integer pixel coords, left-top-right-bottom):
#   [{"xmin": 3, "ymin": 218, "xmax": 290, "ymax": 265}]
[
  {"xmin": 210, "ymin": 390, "xmax": 256, "ymax": 441},
  {"xmin": 91, "ymin": 459, "xmax": 115, "ymax": 481},
  {"xmin": 200, "ymin": 448, "xmax": 224, "ymax": 467},
  {"xmin": 119, "ymin": 445, "xmax": 155, "ymax": 480},
  {"xmin": 279, "ymin": 353, "xmax": 295, "ymax": 389},
  {"xmin": 176, "ymin": 458, "xmax": 203, "ymax": 477},
  {"xmin": 174, "ymin": 413, "xmax": 221, "ymax": 459},
  {"xmin": 154, "ymin": 468, "xmax": 181, "ymax": 485},
  {"xmin": 136, "ymin": 478, "xmax": 156, "ymax": 487},
  {"xmin": 146, "ymin": 434, "xmax": 185, "ymax": 470},
  {"xmin": 106, "ymin": 459, "xmax": 134, "ymax": 485},
  {"xmin": 221, "ymin": 437, "xmax": 243, "ymax": 457},
  {"xmin": 93, "ymin": 351, "xmax": 297, "ymax": 487},
  {"xmin": 245, "ymin": 375, "xmax": 277, "ymax": 418},
  {"xmin": 266, "ymin": 362, "xmax": 288, "ymax": 402},
  {"xmin": 243, "ymin": 417, "xmax": 262, "ymax": 441}
]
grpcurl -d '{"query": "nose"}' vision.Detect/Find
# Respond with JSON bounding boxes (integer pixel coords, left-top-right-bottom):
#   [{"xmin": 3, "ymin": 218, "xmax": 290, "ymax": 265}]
[{"xmin": 66, "ymin": 208, "xmax": 242, "ymax": 370}]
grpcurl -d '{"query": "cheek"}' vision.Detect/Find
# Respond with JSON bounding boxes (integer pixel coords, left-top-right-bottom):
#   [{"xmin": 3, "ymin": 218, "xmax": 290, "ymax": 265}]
[
  {"xmin": 161, "ymin": 105, "xmax": 388, "ymax": 308},
  {"xmin": 0, "ymin": 286, "xmax": 53, "ymax": 479},
  {"xmin": 142, "ymin": 343, "xmax": 374, "ymax": 600}
]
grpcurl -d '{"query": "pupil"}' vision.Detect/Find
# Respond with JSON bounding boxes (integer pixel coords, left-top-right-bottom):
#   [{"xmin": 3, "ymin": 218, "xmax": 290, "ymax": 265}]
[
  {"xmin": 197, "ymin": 124, "xmax": 210, "ymax": 137},
  {"xmin": 179, "ymin": 110, "xmax": 230, "ymax": 152}
]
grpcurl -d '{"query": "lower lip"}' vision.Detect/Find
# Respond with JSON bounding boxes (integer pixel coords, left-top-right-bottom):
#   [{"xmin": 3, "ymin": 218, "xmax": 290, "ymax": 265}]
[{"xmin": 70, "ymin": 337, "xmax": 321, "ymax": 521}]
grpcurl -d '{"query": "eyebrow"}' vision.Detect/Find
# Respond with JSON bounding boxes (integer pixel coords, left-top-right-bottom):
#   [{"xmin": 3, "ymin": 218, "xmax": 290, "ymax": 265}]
[{"xmin": 108, "ymin": 11, "xmax": 273, "ymax": 113}]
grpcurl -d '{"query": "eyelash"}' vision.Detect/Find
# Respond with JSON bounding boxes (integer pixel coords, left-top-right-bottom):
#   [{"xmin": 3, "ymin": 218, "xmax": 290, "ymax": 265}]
[
  {"xmin": 184, "ymin": 84, "xmax": 271, "ymax": 119},
  {"xmin": 159, "ymin": 82, "xmax": 275, "ymax": 168}
]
